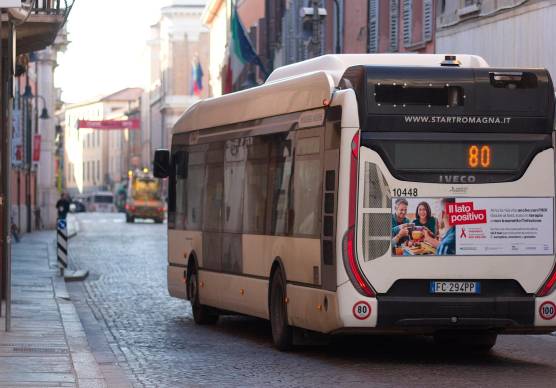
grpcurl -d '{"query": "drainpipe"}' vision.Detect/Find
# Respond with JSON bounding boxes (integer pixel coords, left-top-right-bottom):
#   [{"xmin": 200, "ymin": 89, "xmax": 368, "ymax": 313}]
[{"xmin": 332, "ymin": 0, "xmax": 341, "ymax": 53}]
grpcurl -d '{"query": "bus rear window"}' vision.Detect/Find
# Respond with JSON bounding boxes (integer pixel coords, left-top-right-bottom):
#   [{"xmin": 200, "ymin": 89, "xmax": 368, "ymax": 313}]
[{"xmin": 94, "ymin": 195, "xmax": 113, "ymax": 203}]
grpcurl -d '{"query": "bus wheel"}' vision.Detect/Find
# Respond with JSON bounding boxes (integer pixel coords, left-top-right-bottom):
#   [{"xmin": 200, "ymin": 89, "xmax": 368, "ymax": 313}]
[
  {"xmin": 154, "ymin": 218, "xmax": 163, "ymax": 224},
  {"xmin": 187, "ymin": 267, "xmax": 218, "ymax": 325},
  {"xmin": 434, "ymin": 331, "xmax": 497, "ymax": 352},
  {"xmin": 269, "ymin": 270, "xmax": 293, "ymax": 350}
]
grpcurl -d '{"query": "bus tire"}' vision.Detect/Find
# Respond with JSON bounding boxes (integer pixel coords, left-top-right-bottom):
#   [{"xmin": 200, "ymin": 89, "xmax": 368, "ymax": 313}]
[
  {"xmin": 154, "ymin": 218, "xmax": 163, "ymax": 224},
  {"xmin": 187, "ymin": 266, "xmax": 218, "ymax": 325},
  {"xmin": 269, "ymin": 270, "xmax": 293, "ymax": 351},
  {"xmin": 434, "ymin": 331, "xmax": 497, "ymax": 352}
]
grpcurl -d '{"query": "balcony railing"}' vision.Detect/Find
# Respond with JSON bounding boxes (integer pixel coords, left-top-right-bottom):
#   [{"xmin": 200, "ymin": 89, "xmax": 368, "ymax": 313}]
[
  {"xmin": 16, "ymin": 0, "xmax": 74, "ymax": 26},
  {"xmin": 3, "ymin": 0, "xmax": 75, "ymax": 53}
]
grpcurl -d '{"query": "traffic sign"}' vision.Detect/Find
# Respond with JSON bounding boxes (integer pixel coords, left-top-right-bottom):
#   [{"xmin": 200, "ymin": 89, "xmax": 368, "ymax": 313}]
[
  {"xmin": 539, "ymin": 301, "xmax": 556, "ymax": 320},
  {"xmin": 352, "ymin": 301, "xmax": 371, "ymax": 320},
  {"xmin": 57, "ymin": 219, "xmax": 67, "ymax": 230}
]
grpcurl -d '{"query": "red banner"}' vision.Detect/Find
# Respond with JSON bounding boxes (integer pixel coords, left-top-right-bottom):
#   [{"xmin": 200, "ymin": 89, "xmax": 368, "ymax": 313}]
[
  {"xmin": 77, "ymin": 119, "xmax": 140, "ymax": 130},
  {"xmin": 32, "ymin": 134, "xmax": 41, "ymax": 162}
]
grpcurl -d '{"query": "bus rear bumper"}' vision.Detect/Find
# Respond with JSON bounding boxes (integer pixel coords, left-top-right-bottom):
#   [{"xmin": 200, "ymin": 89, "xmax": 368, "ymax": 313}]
[{"xmin": 376, "ymin": 296, "xmax": 534, "ymax": 329}]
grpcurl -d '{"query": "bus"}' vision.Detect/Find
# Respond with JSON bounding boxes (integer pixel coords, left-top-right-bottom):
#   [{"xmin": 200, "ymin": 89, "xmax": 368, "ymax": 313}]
[
  {"xmin": 125, "ymin": 168, "xmax": 165, "ymax": 223},
  {"xmin": 154, "ymin": 54, "xmax": 556, "ymax": 350}
]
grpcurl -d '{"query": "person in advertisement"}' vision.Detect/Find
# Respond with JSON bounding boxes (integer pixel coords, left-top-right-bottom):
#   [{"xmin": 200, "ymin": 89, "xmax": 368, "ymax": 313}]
[
  {"xmin": 423, "ymin": 197, "xmax": 456, "ymax": 255},
  {"xmin": 412, "ymin": 201, "xmax": 439, "ymax": 237},
  {"xmin": 391, "ymin": 198, "xmax": 411, "ymax": 247}
]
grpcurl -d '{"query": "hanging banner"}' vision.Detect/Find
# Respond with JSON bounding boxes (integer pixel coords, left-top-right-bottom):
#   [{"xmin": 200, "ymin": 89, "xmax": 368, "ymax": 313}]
[
  {"xmin": 11, "ymin": 108, "xmax": 23, "ymax": 166},
  {"xmin": 32, "ymin": 134, "xmax": 41, "ymax": 162},
  {"xmin": 391, "ymin": 197, "xmax": 554, "ymax": 256},
  {"xmin": 77, "ymin": 119, "xmax": 140, "ymax": 130}
]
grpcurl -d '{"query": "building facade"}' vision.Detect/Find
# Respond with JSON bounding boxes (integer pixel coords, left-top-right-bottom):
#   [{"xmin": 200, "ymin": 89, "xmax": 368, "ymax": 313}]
[
  {"xmin": 203, "ymin": 0, "xmax": 435, "ymax": 96},
  {"xmin": 143, "ymin": 0, "xmax": 209, "ymax": 168},
  {"xmin": 1, "ymin": 0, "xmax": 72, "ymax": 329},
  {"xmin": 63, "ymin": 88, "xmax": 143, "ymax": 197},
  {"xmin": 436, "ymin": 0, "xmax": 556, "ymax": 78}
]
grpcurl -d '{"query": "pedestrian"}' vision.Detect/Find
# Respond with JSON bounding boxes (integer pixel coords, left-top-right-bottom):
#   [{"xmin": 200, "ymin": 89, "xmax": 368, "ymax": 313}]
[
  {"xmin": 10, "ymin": 216, "xmax": 20, "ymax": 243},
  {"xmin": 55, "ymin": 192, "xmax": 71, "ymax": 220}
]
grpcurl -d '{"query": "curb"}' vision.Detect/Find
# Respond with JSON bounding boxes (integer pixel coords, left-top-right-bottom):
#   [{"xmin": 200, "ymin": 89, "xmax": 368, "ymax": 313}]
[
  {"xmin": 46, "ymin": 233, "xmax": 107, "ymax": 386},
  {"xmin": 64, "ymin": 269, "xmax": 89, "ymax": 281}
]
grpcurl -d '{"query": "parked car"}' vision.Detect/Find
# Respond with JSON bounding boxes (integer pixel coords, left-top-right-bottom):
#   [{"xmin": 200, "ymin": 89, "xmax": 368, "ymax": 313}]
[
  {"xmin": 70, "ymin": 199, "xmax": 87, "ymax": 213},
  {"xmin": 87, "ymin": 192, "xmax": 117, "ymax": 212}
]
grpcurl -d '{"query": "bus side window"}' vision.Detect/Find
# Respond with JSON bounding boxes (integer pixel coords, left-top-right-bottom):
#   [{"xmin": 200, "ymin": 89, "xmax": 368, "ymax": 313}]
[
  {"xmin": 268, "ymin": 133, "xmax": 293, "ymax": 235},
  {"xmin": 185, "ymin": 146, "xmax": 206, "ymax": 230},
  {"xmin": 243, "ymin": 137, "xmax": 269, "ymax": 234},
  {"xmin": 174, "ymin": 150, "xmax": 188, "ymax": 230},
  {"xmin": 203, "ymin": 141, "xmax": 225, "ymax": 232},
  {"xmin": 292, "ymin": 134, "xmax": 322, "ymax": 237},
  {"xmin": 203, "ymin": 141, "xmax": 225, "ymax": 271}
]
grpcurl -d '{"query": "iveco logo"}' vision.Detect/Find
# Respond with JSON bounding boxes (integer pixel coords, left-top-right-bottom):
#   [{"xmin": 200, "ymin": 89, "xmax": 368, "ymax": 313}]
[{"xmin": 439, "ymin": 175, "xmax": 476, "ymax": 183}]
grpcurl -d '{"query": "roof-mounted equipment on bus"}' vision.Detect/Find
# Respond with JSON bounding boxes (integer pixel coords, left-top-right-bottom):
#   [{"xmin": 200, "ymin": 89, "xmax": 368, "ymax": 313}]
[{"xmin": 441, "ymin": 55, "xmax": 461, "ymax": 67}]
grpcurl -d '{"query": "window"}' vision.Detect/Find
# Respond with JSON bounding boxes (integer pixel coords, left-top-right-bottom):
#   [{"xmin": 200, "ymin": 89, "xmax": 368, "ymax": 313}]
[
  {"xmin": 389, "ymin": 0, "xmax": 399, "ymax": 52},
  {"xmin": 97, "ymin": 160, "xmax": 100, "ymax": 181},
  {"xmin": 423, "ymin": 0, "xmax": 433, "ymax": 42},
  {"xmin": 184, "ymin": 146, "xmax": 206, "ymax": 230},
  {"xmin": 292, "ymin": 135, "xmax": 322, "ymax": 237},
  {"xmin": 402, "ymin": 0, "xmax": 412, "ymax": 47},
  {"xmin": 268, "ymin": 133, "xmax": 293, "ymax": 235},
  {"xmin": 368, "ymin": 0, "xmax": 379, "ymax": 53},
  {"xmin": 174, "ymin": 149, "xmax": 188, "ymax": 229},
  {"xmin": 243, "ymin": 137, "xmax": 270, "ymax": 234},
  {"xmin": 223, "ymin": 139, "xmax": 246, "ymax": 233},
  {"xmin": 203, "ymin": 142, "xmax": 225, "ymax": 232}
]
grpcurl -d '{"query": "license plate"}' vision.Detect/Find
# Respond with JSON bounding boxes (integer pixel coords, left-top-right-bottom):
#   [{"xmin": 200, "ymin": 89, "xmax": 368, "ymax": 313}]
[{"xmin": 429, "ymin": 281, "xmax": 481, "ymax": 294}]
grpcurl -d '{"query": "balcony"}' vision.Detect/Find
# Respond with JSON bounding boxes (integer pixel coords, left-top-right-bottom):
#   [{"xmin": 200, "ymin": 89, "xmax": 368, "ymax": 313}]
[{"xmin": 1, "ymin": 0, "xmax": 73, "ymax": 54}]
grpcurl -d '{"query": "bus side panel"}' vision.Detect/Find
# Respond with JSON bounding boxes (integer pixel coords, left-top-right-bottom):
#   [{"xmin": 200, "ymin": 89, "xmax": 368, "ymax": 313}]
[
  {"xmin": 199, "ymin": 271, "xmax": 268, "ymax": 319},
  {"xmin": 167, "ymin": 230, "xmax": 202, "ymax": 299},
  {"xmin": 243, "ymin": 234, "xmax": 321, "ymax": 286},
  {"xmin": 286, "ymin": 285, "xmax": 343, "ymax": 333},
  {"xmin": 168, "ymin": 265, "xmax": 186, "ymax": 299}
]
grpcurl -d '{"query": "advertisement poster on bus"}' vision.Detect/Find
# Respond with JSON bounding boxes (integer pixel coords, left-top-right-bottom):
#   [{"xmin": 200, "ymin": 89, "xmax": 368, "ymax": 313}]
[{"xmin": 391, "ymin": 197, "xmax": 554, "ymax": 256}]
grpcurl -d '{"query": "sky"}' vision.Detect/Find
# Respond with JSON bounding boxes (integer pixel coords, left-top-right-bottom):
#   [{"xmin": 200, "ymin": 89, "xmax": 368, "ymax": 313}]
[{"xmin": 55, "ymin": 0, "xmax": 165, "ymax": 103}]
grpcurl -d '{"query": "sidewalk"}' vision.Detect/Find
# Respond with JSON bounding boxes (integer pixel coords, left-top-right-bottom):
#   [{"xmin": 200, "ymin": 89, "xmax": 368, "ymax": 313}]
[{"xmin": 0, "ymin": 230, "xmax": 106, "ymax": 387}]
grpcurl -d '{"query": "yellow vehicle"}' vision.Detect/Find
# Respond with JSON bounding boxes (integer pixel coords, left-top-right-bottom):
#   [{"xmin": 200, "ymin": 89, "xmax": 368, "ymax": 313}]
[{"xmin": 125, "ymin": 169, "xmax": 165, "ymax": 223}]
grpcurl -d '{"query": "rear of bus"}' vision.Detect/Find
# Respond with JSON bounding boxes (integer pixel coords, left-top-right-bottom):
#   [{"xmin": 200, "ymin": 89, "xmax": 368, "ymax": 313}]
[{"xmin": 338, "ymin": 64, "xmax": 556, "ymax": 342}]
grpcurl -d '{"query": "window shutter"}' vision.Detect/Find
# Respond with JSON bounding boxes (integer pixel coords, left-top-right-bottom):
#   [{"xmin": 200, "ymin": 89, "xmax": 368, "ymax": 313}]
[
  {"xmin": 367, "ymin": 0, "xmax": 379, "ymax": 53},
  {"xmin": 389, "ymin": 0, "xmax": 399, "ymax": 52},
  {"xmin": 423, "ymin": 0, "xmax": 433, "ymax": 42},
  {"xmin": 402, "ymin": 0, "xmax": 412, "ymax": 47}
]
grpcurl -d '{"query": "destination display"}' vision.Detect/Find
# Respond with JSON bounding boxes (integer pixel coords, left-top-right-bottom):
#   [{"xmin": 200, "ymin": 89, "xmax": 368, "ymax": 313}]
[
  {"xmin": 391, "ymin": 197, "xmax": 554, "ymax": 256},
  {"xmin": 394, "ymin": 143, "xmax": 520, "ymax": 171}
]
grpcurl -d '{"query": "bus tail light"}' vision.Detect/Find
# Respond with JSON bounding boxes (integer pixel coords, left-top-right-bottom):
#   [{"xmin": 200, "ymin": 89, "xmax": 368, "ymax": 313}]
[
  {"xmin": 537, "ymin": 263, "xmax": 556, "ymax": 297},
  {"xmin": 342, "ymin": 131, "xmax": 375, "ymax": 298}
]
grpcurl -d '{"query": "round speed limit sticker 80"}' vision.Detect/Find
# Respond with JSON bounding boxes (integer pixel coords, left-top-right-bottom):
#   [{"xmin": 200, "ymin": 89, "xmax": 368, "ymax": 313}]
[
  {"xmin": 352, "ymin": 301, "xmax": 371, "ymax": 320},
  {"xmin": 539, "ymin": 301, "xmax": 556, "ymax": 320}
]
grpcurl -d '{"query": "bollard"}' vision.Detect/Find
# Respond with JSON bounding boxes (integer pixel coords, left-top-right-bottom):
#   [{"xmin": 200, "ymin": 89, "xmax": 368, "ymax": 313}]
[{"xmin": 57, "ymin": 218, "xmax": 68, "ymax": 275}]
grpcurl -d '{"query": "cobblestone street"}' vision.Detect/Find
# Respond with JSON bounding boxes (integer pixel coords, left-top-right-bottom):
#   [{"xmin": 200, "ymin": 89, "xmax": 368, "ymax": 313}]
[{"xmin": 66, "ymin": 213, "xmax": 556, "ymax": 388}]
